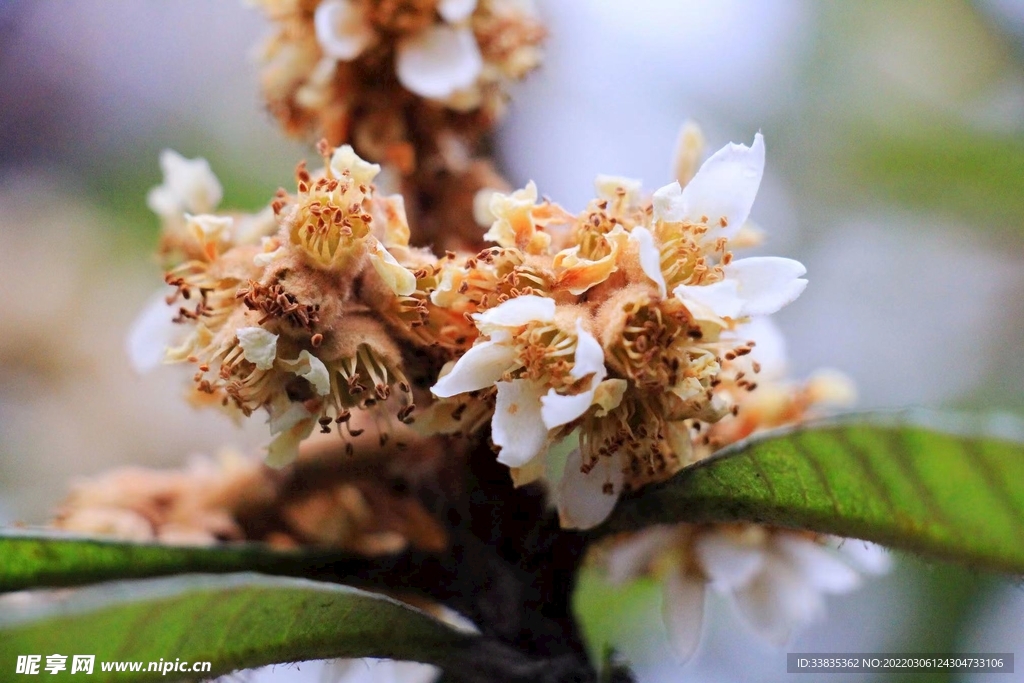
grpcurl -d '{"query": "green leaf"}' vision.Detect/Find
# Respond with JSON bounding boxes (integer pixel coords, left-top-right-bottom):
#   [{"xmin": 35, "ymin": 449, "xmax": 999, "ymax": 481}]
[
  {"xmin": 0, "ymin": 529, "xmax": 357, "ymax": 593},
  {"xmin": 0, "ymin": 573, "xmax": 473, "ymax": 682},
  {"xmin": 844, "ymin": 126, "xmax": 1024, "ymax": 233},
  {"xmin": 597, "ymin": 416, "xmax": 1024, "ymax": 574}
]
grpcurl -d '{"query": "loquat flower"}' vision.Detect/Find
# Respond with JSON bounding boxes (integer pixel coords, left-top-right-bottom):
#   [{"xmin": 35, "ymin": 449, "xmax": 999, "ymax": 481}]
[
  {"xmin": 635, "ymin": 134, "xmax": 808, "ymax": 326},
  {"xmin": 602, "ymin": 524, "xmax": 889, "ymax": 658},
  {"xmin": 431, "ymin": 295, "xmax": 611, "ymax": 470}
]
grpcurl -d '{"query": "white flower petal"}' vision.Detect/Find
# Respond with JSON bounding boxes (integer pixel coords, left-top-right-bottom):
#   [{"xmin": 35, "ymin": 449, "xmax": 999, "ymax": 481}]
[
  {"xmin": 314, "ymin": 0, "xmax": 375, "ymax": 61},
  {"xmin": 540, "ymin": 387, "xmax": 594, "ymax": 430},
  {"xmin": 492, "ymin": 379, "xmax": 548, "ymax": 467},
  {"xmin": 254, "ymin": 246, "xmax": 285, "ymax": 267},
  {"xmin": 430, "ymin": 338, "xmax": 518, "ymax": 397},
  {"xmin": 732, "ymin": 559, "xmax": 822, "ymax": 646},
  {"xmin": 674, "ymin": 279, "xmax": 743, "ymax": 320},
  {"xmin": 835, "ymin": 539, "xmax": 892, "ymax": 575},
  {"xmin": 680, "ymin": 132, "xmax": 764, "ymax": 237},
  {"xmin": 570, "ymin": 321, "xmax": 605, "ymax": 381},
  {"xmin": 236, "ymin": 327, "xmax": 279, "ymax": 370},
  {"xmin": 147, "ymin": 149, "xmax": 222, "ymax": 218},
  {"xmin": 266, "ymin": 403, "xmax": 316, "ymax": 468},
  {"xmin": 396, "ymin": 25, "xmax": 483, "ymax": 100},
  {"xmin": 652, "ymin": 181, "xmax": 685, "ymax": 224},
  {"xmin": 557, "ymin": 449, "xmax": 623, "ymax": 530},
  {"xmin": 330, "ymin": 144, "xmax": 381, "ymax": 185},
  {"xmin": 630, "ymin": 227, "xmax": 666, "ymax": 298},
  {"xmin": 187, "ymin": 213, "xmax": 233, "ymax": 244},
  {"xmin": 293, "ymin": 350, "xmax": 331, "ymax": 396},
  {"xmin": 474, "ymin": 294, "xmax": 555, "ymax": 327},
  {"xmin": 775, "ymin": 535, "xmax": 861, "ymax": 594},
  {"xmin": 605, "ymin": 526, "xmax": 679, "ymax": 585},
  {"xmin": 325, "ymin": 658, "xmax": 440, "ymax": 683},
  {"xmin": 438, "ymin": 0, "xmax": 477, "ymax": 23},
  {"xmin": 662, "ymin": 571, "xmax": 707, "ymax": 661},
  {"xmin": 694, "ymin": 531, "xmax": 767, "ymax": 592},
  {"xmin": 723, "ymin": 256, "xmax": 808, "ymax": 317},
  {"xmin": 540, "ymin": 323, "xmax": 605, "ymax": 429},
  {"xmin": 126, "ymin": 292, "xmax": 179, "ymax": 373},
  {"xmin": 367, "ymin": 238, "xmax": 416, "ymax": 296}
]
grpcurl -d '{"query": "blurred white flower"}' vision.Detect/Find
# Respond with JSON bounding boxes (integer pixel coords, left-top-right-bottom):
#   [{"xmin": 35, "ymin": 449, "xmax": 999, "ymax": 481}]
[
  {"xmin": 312, "ymin": 0, "xmax": 484, "ymax": 101},
  {"xmin": 396, "ymin": 25, "xmax": 483, "ymax": 100},
  {"xmin": 606, "ymin": 525, "xmax": 890, "ymax": 659},
  {"xmin": 321, "ymin": 658, "xmax": 439, "ymax": 683},
  {"xmin": 146, "ymin": 149, "xmax": 223, "ymax": 220}
]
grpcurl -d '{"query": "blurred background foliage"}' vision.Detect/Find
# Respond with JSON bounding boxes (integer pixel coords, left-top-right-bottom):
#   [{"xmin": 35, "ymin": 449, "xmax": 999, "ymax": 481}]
[{"xmin": 0, "ymin": 1, "xmax": 1022, "ymax": 681}]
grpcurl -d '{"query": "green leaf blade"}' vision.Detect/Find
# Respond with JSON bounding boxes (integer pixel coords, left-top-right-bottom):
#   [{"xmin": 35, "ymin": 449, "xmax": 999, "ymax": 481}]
[
  {"xmin": 598, "ymin": 419, "xmax": 1024, "ymax": 574},
  {"xmin": 0, "ymin": 530, "xmax": 367, "ymax": 594},
  {"xmin": 0, "ymin": 574, "xmax": 473, "ymax": 682}
]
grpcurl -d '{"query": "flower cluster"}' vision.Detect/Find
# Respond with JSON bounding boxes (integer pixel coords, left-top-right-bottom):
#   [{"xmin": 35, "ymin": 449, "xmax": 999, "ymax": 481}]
[
  {"xmin": 135, "ymin": 125, "xmax": 813, "ymax": 534},
  {"xmin": 425, "ymin": 132, "xmax": 809, "ymax": 528},
  {"xmin": 252, "ymin": 0, "xmax": 544, "ymax": 171},
  {"xmin": 136, "ymin": 142, "xmax": 426, "ymax": 466}
]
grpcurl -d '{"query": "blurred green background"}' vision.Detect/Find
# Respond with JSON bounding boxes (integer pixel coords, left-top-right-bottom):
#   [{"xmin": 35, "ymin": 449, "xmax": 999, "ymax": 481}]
[{"xmin": 0, "ymin": 1, "xmax": 1022, "ymax": 681}]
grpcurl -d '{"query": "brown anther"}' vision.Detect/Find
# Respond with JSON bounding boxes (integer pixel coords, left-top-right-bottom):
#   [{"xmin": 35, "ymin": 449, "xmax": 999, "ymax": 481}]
[{"xmin": 397, "ymin": 404, "xmax": 416, "ymax": 424}]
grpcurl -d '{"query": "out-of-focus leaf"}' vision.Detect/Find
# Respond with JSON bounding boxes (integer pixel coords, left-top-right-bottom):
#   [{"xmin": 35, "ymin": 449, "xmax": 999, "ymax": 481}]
[
  {"xmin": 572, "ymin": 569, "xmax": 663, "ymax": 665},
  {"xmin": 0, "ymin": 573, "xmax": 473, "ymax": 682},
  {"xmin": 845, "ymin": 126, "xmax": 1024, "ymax": 233},
  {"xmin": 598, "ymin": 417, "xmax": 1024, "ymax": 574},
  {"xmin": 0, "ymin": 530, "xmax": 352, "ymax": 593}
]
